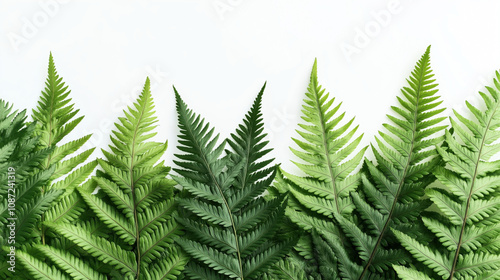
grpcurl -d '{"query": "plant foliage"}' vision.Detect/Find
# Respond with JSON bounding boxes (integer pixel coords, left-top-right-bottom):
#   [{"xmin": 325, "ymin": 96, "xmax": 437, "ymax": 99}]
[
  {"xmin": 48, "ymin": 78, "xmax": 187, "ymax": 279},
  {"xmin": 0, "ymin": 100, "xmax": 58, "ymax": 278},
  {"xmin": 394, "ymin": 71, "xmax": 500, "ymax": 280},
  {"xmin": 332, "ymin": 46, "xmax": 448, "ymax": 279},
  {"xmin": 271, "ymin": 59, "xmax": 366, "ymax": 279},
  {"xmin": 1, "ymin": 53, "xmax": 99, "ymax": 279},
  {"xmin": 173, "ymin": 84, "xmax": 297, "ymax": 279}
]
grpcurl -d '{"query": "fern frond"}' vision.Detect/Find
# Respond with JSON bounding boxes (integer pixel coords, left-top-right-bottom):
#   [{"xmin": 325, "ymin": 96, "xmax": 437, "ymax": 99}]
[
  {"xmin": 269, "ymin": 59, "xmax": 366, "ymax": 278},
  {"xmin": 49, "ymin": 78, "xmax": 187, "ymax": 279},
  {"xmin": 174, "ymin": 84, "xmax": 296, "ymax": 279},
  {"xmin": 395, "ymin": 70, "xmax": 500, "ymax": 279},
  {"xmin": 5, "ymin": 53, "xmax": 99, "ymax": 280},
  {"xmin": 333, "ymin": 46, "xmax": 447, "ymax": 279}
]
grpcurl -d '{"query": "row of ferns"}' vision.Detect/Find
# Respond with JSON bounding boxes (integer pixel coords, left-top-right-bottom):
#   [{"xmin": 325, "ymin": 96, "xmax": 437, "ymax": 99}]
[{"xmin": 0, "ymin": 47, "xmax": 499, "ymax": 279}]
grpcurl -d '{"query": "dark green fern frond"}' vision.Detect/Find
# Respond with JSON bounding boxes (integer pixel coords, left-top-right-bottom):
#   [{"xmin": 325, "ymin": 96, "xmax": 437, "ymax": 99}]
[
  {"xmin": 173, "ymin": 84, "xmax": 296, "ymax": 280},
  {"xmin": 49, "ymin": 78, "xmax": 187, "ymax": 279},
  {"xmin": 394, "ymin": 71, "xmax": 500, "ymax": 280},
  {"xmin": 271, "ymin": 59, "xmax": 367, "ymax": 279},
  {"xmin": 333, "ymin": 46, "xmax": 447, "ymax": 279}
]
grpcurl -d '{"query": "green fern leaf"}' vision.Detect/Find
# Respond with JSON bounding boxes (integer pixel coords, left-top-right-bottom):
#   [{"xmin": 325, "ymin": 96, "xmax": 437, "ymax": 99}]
[
  {"xmin": 174, "ymin": 84, "xmax": 296, "ymax": 280},
  {"xmin": 270, "ymin": 59, "xmax": 366, "ymax": 278},
  {"xmin": 334, "ymin": 46, "xmax": 447, "ymax": 279},
  {"xmin": 394, "ymin": 70, "xmax": 500, "ymax": 279},
  {"xmin": 48, "ymin": 78, "xmax": 187, "ymax": 279}
]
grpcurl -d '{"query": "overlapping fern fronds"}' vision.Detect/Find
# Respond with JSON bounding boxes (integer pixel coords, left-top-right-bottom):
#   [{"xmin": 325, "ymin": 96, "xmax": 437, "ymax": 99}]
[
  {"xmin": 271, "ymin": 59, "xmax": 366, "ymax": 279},
  {"xmin": 394, "ymin": 71, "xmax": 500, "ymax": 280},
  {"xmin": 332, "ymin": 46, "xmax": 448, "ymax": 279},
  {"xmin": 47, "ymin": 78, "xmax": 187, "ymax": 279},
  {"xmin": 5, "ymin": 54, "xmax": 100, "ymax": 280},
  {"xmin": 173, "ymin": 84, "xmax": 297, "ymax": 280},
  {"xmin": 0, "ymin": 100, "xmax": 58, "ymax": 278}
]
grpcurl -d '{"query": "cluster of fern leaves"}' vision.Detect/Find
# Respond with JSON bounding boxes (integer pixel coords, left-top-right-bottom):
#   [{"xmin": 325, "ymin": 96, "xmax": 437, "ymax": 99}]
[{"xmin": 1, "ymin": 47, "xmax": 500, "ymax": 279}]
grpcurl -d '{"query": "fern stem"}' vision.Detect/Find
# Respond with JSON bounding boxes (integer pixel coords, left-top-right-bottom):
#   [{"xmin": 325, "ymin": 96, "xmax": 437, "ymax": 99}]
[
  {"xmin": 40, "ymin": 57, "xmax": 58, "ymax": 246},
  {"xmin": 447, "ymin": 99, "xmax": 498, "ymax": 280},
  {"xmin": 131, "ymin": 100, "xmax": 143, "ymax": 279},
  {"xmin": 181, "ymin": 105, "xmax": 245, "ymax": 278},
  {"xmin": 202, "ymin": 144, "xmax": 245, "ymax": 279},
  {"xmin": 310, "ymin": 74, "xmax": 349, "ymax": 250},
  {"xmin": 312, "ymin": 75, "xmax": 342, "ymax": 217}
]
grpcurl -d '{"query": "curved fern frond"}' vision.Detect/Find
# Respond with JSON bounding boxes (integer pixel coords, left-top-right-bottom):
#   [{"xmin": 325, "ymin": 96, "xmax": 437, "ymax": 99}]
[
  {"xmin": 394, "ymin": 71, "xmax": 500, "ymax": 280},
  {"xmin": 271, "ymin": 59, "xmax": 366, "ymax": 278},
  {"xmin": 333, "ymin": 46, "xmax": 447, "ymax": 279},
  {"xmin": 173, "ymin": 84, "xmax": 296, "ymax": 280},
  {"xmin": 49, "ymin": 78, "xmax": 187, "ymax": 279}
]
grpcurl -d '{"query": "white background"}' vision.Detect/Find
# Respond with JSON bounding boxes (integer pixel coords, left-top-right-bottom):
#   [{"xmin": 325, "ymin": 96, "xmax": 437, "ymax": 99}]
[{"xmin": 1, "ymin": 0, "xmax": 500, "ymax": 172}]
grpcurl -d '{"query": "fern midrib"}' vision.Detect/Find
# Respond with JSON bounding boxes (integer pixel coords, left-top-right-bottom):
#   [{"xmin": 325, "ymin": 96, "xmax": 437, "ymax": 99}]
[
  {"xmin": 41, "ymin": 69, "xmax": 58, "ymax": 245},
  {"xmin": 359, "ymin": 58, "xmax": 427, "ymax": 280},
  {"xmin": 447, "ymin": 100, "xmax": 499, "ymax": 280},
  {"xmin": 130, "ymin": 95, "xmax": 147, "ymax": 279},
  {"xmin": 309, "ymin": 79, "xmax": 351, "ymax": 253},
  {"xmin": 182, "ymin": 111, "xmax": 245, "ymax": 279},
  {"xmin": 310, "ymin": 81, "xmax": 342, "ymax": 217}
]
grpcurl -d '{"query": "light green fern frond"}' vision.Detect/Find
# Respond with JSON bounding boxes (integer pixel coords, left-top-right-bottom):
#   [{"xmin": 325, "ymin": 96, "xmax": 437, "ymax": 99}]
[
  {"xmin": 49, "ymin": 78, "xmax": 187, "ymax": 279},
  {"xmin": 173, "ymin": 84, "xmax": 297, "ymax": 280},
  {"xmin": 271, "ymin": 59, "xmax": 366, "ymax": 278},
  {"xmin": 394, "ymin": 71, "xmax": 500, "ymax": 280},
  {"xmin": 32, "ymin": 53, "xmax": 96, "ymax": 217},
  {"xmin": 8, "ymin": 54, "xmax": 100, "ymax": 280},
  {"xmin": 333, "ymin": 46, "xmax": 447, "ymax": 279}
]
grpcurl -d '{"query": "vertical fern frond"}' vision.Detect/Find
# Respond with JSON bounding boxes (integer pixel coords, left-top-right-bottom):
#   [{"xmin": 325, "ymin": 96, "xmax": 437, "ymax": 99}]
[
  {"xmin": 333, "ymin": 46, "xmax": 447, "ymax": 279},
  {"xmin": 30, "ymin": 53, "xmax": 97, "ymax": 246},
  {"xmin": 173, "ymin": 84, "xmax": 296, "ymax": 280},
  {"xmin": 48, "ymin": 78, "xmax": 187, "ymax": 279},
  {"xmin": 394, "ymin": 71, "xmax": 500, "ymax": 280},
  {"xmin": 271, "ymin": 59, "xmax": 367, "ymax": 278}
]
